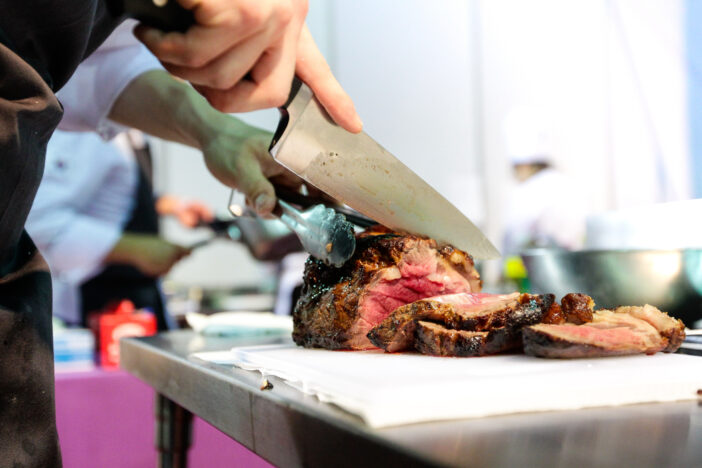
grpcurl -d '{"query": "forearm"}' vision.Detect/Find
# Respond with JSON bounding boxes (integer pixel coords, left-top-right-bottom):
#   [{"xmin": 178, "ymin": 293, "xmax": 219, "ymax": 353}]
[
  {"xmin": 104, "ymin": 233, "xmax": 144, "ymax": 267},
  {"xmin": 104, "ymin": 232, "xmax": 190, "ymax": 277},
  {"xmin": 107, "ymin": 69, "xmax": 237, "ymax": 149}
]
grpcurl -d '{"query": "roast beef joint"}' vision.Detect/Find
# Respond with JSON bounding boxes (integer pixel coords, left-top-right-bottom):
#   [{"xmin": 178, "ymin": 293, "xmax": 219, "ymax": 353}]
[
  {"xmin": 293, "ymin": 230, "xmax": 481, "ymax": 350},
  {"xmin": 292, "ymin": 230, "xmax": 685, "ymax": 358}
]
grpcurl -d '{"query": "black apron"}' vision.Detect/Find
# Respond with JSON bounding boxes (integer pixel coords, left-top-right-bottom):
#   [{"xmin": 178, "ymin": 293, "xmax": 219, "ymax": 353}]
[
  {"xmin": 0, "ymin": 2, "xmax": 122, "ymax": 465},
  {"xmin": 80, "ymin": 141, "xmax": 170, "ymax": 331},
  {"xmin": 0, "ymin": 43, "xmax": 64, "ymax": 468}
]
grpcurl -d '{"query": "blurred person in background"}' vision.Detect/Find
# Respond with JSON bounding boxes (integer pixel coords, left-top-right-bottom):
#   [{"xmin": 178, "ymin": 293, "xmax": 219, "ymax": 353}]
[
  {"xmin": 502, "ymin": 107, "xmax": 588, "ymax": 254},
  {"xmin": 501, "ymin": 108, "xmax": 589, "ymax": 289},
  {"xmin": 26, "ymin": 129, "xmax": 212, "ymax": 331}
]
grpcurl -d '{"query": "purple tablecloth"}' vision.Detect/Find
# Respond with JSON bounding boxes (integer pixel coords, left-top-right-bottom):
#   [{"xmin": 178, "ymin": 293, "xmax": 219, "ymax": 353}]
[{"xmin": 55, "ymin": 369, "xmax": 272, "ymax": 468}]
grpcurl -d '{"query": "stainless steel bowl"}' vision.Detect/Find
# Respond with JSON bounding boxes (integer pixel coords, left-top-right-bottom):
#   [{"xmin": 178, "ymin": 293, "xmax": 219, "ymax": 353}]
[{"xmin": 521, "ymin": 249, "xmax": 702, "ymax": 326}]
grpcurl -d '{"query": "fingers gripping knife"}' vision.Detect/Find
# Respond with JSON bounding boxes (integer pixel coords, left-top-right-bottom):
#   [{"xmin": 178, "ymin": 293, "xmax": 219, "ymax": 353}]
[{"xmin": 121, "ymin": 1, "xmax": 500, "ymax": 265}]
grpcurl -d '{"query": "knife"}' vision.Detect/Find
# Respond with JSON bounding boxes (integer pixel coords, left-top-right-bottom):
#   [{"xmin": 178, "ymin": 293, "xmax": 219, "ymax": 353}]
[
  {"xmin": 120, "ymin": 0, "xmax": 500, "ymax": 260},
  {"xmin": 270, "ymin": 78, "xmax": 500, "ymax": 259}
]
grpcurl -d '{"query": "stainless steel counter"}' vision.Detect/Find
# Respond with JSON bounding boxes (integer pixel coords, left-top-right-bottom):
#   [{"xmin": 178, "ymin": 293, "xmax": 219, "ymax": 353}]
[{"xmin": 121, "ymin": 331, "xmax": 702, "ymax": 468}]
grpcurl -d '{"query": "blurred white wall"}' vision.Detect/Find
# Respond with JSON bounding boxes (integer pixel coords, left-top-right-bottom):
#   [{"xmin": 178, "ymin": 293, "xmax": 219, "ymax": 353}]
[
  {"xmin": 607, "ymin": 0, "xmax": 690, "ymax": 205},
  {"xmin": 152, "ymin": 0, "xmax": 690, "ymax": 289},
  {"xmin": 479, "ymin": 0, "xmax": 689, "ymax": 246},
  {"xmin": 478, "ymin": 0, "xmax": 610, "ymax": 252}
]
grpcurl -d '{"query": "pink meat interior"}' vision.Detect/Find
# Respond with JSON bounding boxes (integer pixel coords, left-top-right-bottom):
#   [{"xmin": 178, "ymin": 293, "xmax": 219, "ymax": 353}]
[
  {"xmin": 532, "ymin": 324, "xmax": 658, "ymax": 351},
  {"xmin": 532, "ymin": 309, "xmax": 666, "ymax": 352},
  {"xmin": 348, "ymin": 245, "xmax": 479, "ymax": 348}
]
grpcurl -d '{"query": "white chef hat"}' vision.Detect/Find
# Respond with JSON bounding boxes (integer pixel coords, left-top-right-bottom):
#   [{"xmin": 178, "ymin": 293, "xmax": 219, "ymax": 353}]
[{"xmin": 503, "ymin": 106, "xmax": 555, "ymax": 165}]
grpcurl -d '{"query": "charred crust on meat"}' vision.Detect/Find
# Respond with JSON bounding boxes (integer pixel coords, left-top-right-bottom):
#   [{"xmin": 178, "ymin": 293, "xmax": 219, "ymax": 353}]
[
  {"xmin": 541, "ymin": 302, "xmax": 566, "ymax": 324},
  {"xmin": 660, "ymin": 325, "xmax": 685, "ymax": 353},
  {"xmin": 414, "ymin": 322, "xmax": 487, "ymax": 357},
  {"xmin": 561, "ymin": 293, "xmax": 595, "ymax": 324},
  {"xmin": 438, "ymin": 245, "xmax": 481, "ymax": 289}
]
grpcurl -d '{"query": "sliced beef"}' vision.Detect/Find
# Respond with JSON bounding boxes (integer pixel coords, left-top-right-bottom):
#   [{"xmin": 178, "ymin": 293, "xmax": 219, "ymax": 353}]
[
  {"xmin": 369, "ymin": 292, "xmax": 555, "ymax": 355},
  {"xmin": 367, "ymin": 292, "xmax": 519, "ymax": 352},
  {"xmin": 293, "ymin": 230, "xmax": 481, "ymax": 350},
  {"xmin": 523, "ymin": 305, "xmax": 685, "ymax": 358},
  {"xmin": 414, "ymin": 322, "xmax": 488, "ymax": 357},
  {"xmin": 613, "ymin": 304, "xmax": 685, "ymax": 352}
]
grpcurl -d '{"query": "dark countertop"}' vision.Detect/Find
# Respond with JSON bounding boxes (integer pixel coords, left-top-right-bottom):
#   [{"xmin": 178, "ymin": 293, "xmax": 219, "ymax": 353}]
[{"xmin": 120, "ymin": 331, "xmax": 702, "ymax": 468}]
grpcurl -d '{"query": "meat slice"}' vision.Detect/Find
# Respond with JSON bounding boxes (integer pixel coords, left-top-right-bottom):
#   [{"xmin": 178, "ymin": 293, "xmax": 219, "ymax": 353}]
[
  {"xmin": 414, "ymin": 322, "xmax": 488, "ymax": 357},
  {"xmin": 414, "ymin": 296, "xmax": 548, "ymax": 357},
  {"xmin": 613, "ymin": 305, "xmax": 685, "ymax": 352},
  {"xmin": 523, "ymin": 305, "xmax": 684, "ymax": 358},
  {"xmin": 369, "ymin": 292, "xmax": 555, "ymax": 355},
  {"xmin": 293, "ymin": 230, "xmax": 481, "ymax": 350},
  {"xmin": 367, "ymin": 293, "xmax": 518, "ymax": 352}
]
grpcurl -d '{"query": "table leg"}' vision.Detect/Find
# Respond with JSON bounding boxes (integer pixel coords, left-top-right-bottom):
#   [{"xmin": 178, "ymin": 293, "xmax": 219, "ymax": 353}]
[{"xmin": 155, "ymin": 393, "xmax": 193, "ymax": 468}]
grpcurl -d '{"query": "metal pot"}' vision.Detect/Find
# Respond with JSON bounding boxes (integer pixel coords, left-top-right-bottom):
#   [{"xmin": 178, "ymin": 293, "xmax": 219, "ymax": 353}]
[{"xmin": 521, "ymin": 248, "xmax": 702, "ymax": 326}]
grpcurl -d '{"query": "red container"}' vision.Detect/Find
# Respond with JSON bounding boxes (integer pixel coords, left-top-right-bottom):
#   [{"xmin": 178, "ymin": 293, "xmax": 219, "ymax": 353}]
[{"xmin": 89, "ymin": 300, "xmax": 157, "ymax": 369}]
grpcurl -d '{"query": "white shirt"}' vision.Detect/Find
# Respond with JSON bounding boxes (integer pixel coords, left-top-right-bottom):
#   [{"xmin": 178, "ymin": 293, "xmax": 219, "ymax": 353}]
[
  {"xmin": 56, "ymin": 20, "xmax": 161, "ymax": 139},
  {"xmin": 26, "ymin": 21, "xmax": 162, "ymax": 324},
  {"xmin": 27, "ymin": 132, "xmax": 138, "ymax": 323}
]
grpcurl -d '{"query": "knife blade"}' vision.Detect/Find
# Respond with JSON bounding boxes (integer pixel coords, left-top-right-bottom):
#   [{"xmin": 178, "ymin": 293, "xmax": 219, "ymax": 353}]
[{"xmin": 269, "ymin": 78, "xmax": 500, "ymax": 260}]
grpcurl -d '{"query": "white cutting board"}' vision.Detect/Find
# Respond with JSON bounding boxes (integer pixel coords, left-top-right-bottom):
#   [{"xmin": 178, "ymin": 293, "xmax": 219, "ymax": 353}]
[{"xmin": 193, "ymin": 345, "xmax": 702, "ymax": 428}]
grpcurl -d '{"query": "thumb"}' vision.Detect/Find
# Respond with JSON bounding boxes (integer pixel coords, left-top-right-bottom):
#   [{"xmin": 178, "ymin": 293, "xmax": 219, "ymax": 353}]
[{"xmin": 236, "ymin": 158, "xmax": 277, "ymax": 216}]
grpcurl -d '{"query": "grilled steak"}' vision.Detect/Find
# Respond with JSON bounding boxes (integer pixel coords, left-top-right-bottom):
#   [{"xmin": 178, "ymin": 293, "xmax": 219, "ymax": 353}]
[
  {"xmin": 367, "ymin": 292, "xmax": 519, "ymax": 352},
  {"xmin": 369, "ymin": 292, "xmax": 555, "ymax": 355},
  {"xmin": 523, "ymin": 305, "xmax": 685, "ymax": 358},
  {"xmin": 293, "ymin": 230, "xmax": 481, "ymax": 350},
  {"xmin": 613, "ymin": 305, "xmax": 685, "ymax": 352},
  {"xmin": 414, "ymin": 322, "xmax": 488, "ymax": 357}
]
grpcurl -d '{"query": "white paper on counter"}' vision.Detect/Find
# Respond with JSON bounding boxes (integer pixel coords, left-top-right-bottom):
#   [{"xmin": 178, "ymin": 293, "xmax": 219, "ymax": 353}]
[
  {"xmin": 192, "ymin": 345, "xmax": 702, "ymax": 428},
  {"xmin": 186, "ymin": 312, "xmax": 292, "ymax": 337}
]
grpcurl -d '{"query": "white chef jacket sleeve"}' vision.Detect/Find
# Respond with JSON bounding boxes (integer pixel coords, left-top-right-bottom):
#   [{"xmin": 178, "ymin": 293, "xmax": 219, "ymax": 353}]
[
  {"xmin": 56, "ymin": 19, "xmax": 163, "ymax": 140},
  {"xmin": 26, "ymin": 132, "xmax": 138, "ymax": 284},
  {"xmin": 33, "ymin": 212, "xmax": 124, "ymax": 284}
]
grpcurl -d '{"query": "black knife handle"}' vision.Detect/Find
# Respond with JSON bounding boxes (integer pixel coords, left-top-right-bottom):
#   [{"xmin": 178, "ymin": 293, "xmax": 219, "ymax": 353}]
[{"xmin": 122, "ymin": 0, "xmax": 195, "ymax": 32}]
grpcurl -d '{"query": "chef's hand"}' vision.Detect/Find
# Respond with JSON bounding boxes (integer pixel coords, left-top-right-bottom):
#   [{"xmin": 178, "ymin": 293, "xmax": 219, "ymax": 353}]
[
  {"xmin": 107, "ymin": 70, "xmax": 309, "ymax": 217},
  {"xmin": 133, "ymin": 0, "xmax": 362, "ymax": 133},
  {"xmin": 156, "ymin": 195, "xmax": 214, "ymax": 227},
  {"xmin": 106, "ymin": 233, "xmax": 191, "ymax": 277},
  {"xmin": 201, "ymin": 122, "xmax": 304, "ymax": 215}
]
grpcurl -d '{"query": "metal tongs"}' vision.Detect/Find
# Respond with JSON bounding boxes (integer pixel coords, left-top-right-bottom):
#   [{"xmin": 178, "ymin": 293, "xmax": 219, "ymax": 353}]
[{"xmin": 228, "ymin": 186, "xmax": 374, "ymax": 267}]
